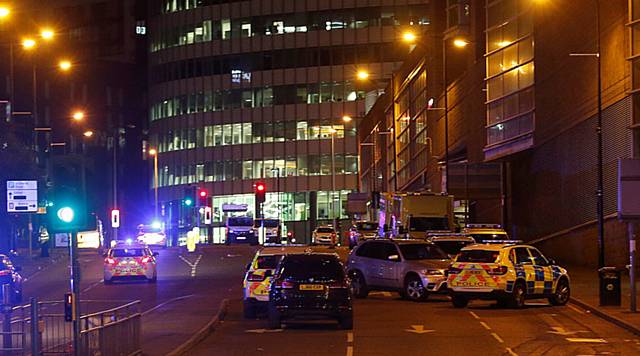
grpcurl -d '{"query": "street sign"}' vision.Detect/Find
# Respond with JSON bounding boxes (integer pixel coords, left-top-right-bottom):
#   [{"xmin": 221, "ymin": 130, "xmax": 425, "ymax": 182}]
[
  {"xmin": 618, "ymin": 159, "xmax": 640, "ymax": 220},
  {"xmin": 6, "ymin": 180, "xmax": 38, "ymax": 213}
]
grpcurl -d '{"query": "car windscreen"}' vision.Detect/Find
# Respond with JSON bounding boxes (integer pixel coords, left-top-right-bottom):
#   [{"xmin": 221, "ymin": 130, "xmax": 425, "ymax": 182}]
[
  {"xmin": 112, "ymin": 248, "xmax": 146, "ymax": 257},
  {"xmin": 279, "ymin": 255, "xmax": 344, "ymax": 282},
  {"xmin": 316, "ymin": 228, "xmax": 334, "ymax": 233},
  {"xmin": 356, "ymin": 222, "xmax": 377, "ymax": 231},
  {"xmin": 408, "ymin": 217, "xmax": 449, "ymax": 231},
  {"xmin": 469, "ymin": 233, "xmax": 508, "ymax": 241},
  {"xmin": 399, "ymin": 244, "xmax": 449, "ymax": 260},
  {"xmin": 228, "ymin": 217, "xmax": 253, "ymax": 226},
  {"xmin": 457, "ymin": 250, "xmax": 500, "ymax": 263},
  {"xmin": 433, "ymin": 241, "xmax": 474, "ymax": 255},
  {"xmin": 255, "ymin": 220, "xmax": 279, "ymax": 228},
  {"xmin": 256, "ymin": 255, "xmax": 281, "ymax": 269}
]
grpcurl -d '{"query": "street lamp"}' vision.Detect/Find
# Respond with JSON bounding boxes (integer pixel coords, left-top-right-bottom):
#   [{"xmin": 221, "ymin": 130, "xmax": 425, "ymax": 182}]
[
  {"xmin": 72, "ymin": 111, "xmax": 84, "ymax": 121},
  {"xmin": 40, "ymin": 28, "xmax": 54, "ymax": 40},
  {"xmin": 149, "ymin": 148, "xmax": 159, "ymax": 218},
  {"xmin": 82, "ymin": 130, "xmax": 93, "ymax": 138},
  {"xmin": 0, "ymin": 6, "xmax": 9, "ymax": 18},
  {"xmin": 356, "ymin": 70, "xmax": 369, "ymax": 80},
  {"xmin": 58, "ymin": 60, "xmax": 72, "ymax": 72},
  {"xmin": 22, "ymin": 38, "xmax": 36, "ymax": 50},
  {"xmin": 453, "ymin": 38, "xmax": 469, "ymax": 48}
]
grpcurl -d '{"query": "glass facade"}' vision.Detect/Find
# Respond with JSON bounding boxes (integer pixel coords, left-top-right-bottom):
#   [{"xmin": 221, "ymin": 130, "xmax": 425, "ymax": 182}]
[
  {"xmin": 485, "ymin": 0, "xmax": 535, "ymax": 151},
  {"xmin": 631, "ymin": 0, "xmax": 640, "ymax": 91}
]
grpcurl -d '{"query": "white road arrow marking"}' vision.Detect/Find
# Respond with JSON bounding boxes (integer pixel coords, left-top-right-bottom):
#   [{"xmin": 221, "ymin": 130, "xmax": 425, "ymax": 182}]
[
  {"xmin": 245, "ymin": 328, "xmax": 284, "ymax": 334},
  {"xmin": 405, "ymin": 325, "xmax": 435, "ymax": 334},
  {"xmin": 548, "ymin": 326, "xmax": 587, "ymax": 336},
  {"xmin": 179, "ymin": 254, "xmax": 203, "ymax": 277}
]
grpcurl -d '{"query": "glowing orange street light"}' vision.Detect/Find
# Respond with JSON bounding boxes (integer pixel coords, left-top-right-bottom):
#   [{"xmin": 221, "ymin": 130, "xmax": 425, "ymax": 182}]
[
  {"xmin": 72, "ymin": 111, "xmax": 84, "ymax": 121},
  {"xmin": 83, "ymin": 130, "xmax": 94, "ymax": 138},
  {"xmin": 453, "ymin": 38, "xmax": 469, "ymax": 48},
  {"xmin": 0, "ymin": 7, "xmax": 9, "ymax": 19},
  {"xmin": 22, "ymin": 38, "xmax": 36, "ymax": 50},
  {"xmin": 342, "ymin": 115, "xmax": 352, "ymax": 123},
  {"xmin": 40, "ymin": 28, "xmax": 54, "ymax": 40},
  {"xmin": 149, "ymin": 148, "xmax": 157, "ymax": 156},
  {"xmin": 59, "ymin": 60, "xmax": 72, "ymax": 71},
  {"xmin": 356, "ymin": 70, "xmax": 369, "ymax": 80},
  {"xmin": 402, "ymin": 31, "xmax": 417, "ymax": 43}
]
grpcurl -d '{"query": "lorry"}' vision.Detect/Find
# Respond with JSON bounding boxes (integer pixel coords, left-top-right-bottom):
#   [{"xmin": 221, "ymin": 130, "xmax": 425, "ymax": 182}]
[
  {"xmin": 222, "ymin": 203, "xmax": 257, "ymax": 245},
  {"xmin": 378, "ymin": 192, "xmax": 455, "ymax": 239}
]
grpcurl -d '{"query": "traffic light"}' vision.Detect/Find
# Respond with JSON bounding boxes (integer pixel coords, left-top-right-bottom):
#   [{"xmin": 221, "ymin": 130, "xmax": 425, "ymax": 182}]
[
  {"xmin": 111, "ymin": 209, "xmax": 120, "ymax": 228},
  {"xmin": 198, "ymin": 188, "xmax": 208, "ymax": 207},
  {"xmin": 255, "ymin": 182, "xmax": 266, "ymax": 205},
  {"xmin": 183, "ymin": 186, "xmax": 196, "ymax": 206},
  {"xmin": 48, "ymin": 186, "xmax": 87, "ymax": 232},
  {"xmin": 64, "ymin": 293, "xmax": 73, "ymax": 322}
]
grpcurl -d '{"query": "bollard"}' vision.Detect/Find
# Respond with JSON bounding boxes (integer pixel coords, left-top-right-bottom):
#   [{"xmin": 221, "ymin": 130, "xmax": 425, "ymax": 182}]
[{"xmin": 30, "ymin": 297, "xmax": 39, "ymax": 355}]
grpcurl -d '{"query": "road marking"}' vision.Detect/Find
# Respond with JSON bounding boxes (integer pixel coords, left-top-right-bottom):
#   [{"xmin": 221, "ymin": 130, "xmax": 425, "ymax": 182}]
[
  {"xmin": 566, "ymin": 338, "xmax": 607, "ymax": 343},
  {"xmin": 479, "ymin": 321, "xmax": 492, "ymax": 330},
  {"xmin": 82, "ymin": 280, "xmax": 103, "ymax": 293},
  {"xmin": 568, "ymin": 304, "xmax": 585, "ymax": 314},
  {"xmin": 179, "ymin": 254, "xmax": 203, "ymax": 277},
  {"xmin": 548, "ymin": 326, "xmax": 587, "ymax": 336},
  {"xmin": 469, "ymin": 311, "xmax": 480, "ymax": 320},
  {"xmin": 346, "ymin": 346, "xmax": 353, "ymax": 356},
  {"xmin": 506, "ymin": 347, "xmax": 519, "ymax": 356},
  {"xmin": 142, "ymin": 294, "xmax": 195, "ymax": 316},
  {"xmin": 245, "ymin": 328, "xmax": 283, "ymax": 334},
  {"xmin": 404, "ymin": 325, "xmax": 435, "ymax": 334},
  {"xmin": 347, "ymin": 332, "xmax": 353, "ymax": 343},
  {"xmin": 491, "ymin": 332, "xmax": 504, "ymax": 343}
]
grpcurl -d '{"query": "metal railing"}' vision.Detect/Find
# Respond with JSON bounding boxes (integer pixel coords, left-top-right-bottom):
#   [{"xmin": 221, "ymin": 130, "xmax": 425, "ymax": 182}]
[{"xmin": 0, "ymin": 299, "xmax": 141, "ymax": 355}]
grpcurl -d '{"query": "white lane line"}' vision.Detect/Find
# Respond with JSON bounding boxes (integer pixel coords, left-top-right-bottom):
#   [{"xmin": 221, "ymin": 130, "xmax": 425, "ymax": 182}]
[
  {"xmin": 479, "ymin": 321, "xmax": 492, "ymax": 330},
  {"xmin": 568, "ymin": 304, "xmax": 585, "ymax": 314},
  {"xmin": 347, "ymin": 332, "xmax": 353, "ymax": 343},
  {"xmin": 491, "ymin": 332, "xmax": 504, "ymax": 343},
  {"xmin": 565, "ymin": 338, "xmax": 607, "ymax": 343},
  {"xmin": 346, "ymin": 346, "xmax": 353, "ymax": 356},
  {"xmin": 82, "ymin": 280, "xmax": 104, "ymax": 293},
  {"xmin": 469, "ymin": 311, "xmax": 480, "ymax": 320},
  {"xmin": 142, "ymin": 294, "xmax": 195, "ymax": 316},
  {"xmin": 506, "ymin": 347, "xmax": 519, "ymax": 356}
]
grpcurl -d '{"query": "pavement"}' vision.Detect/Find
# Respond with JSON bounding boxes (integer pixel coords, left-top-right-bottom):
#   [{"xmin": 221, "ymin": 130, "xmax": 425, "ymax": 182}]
[{"xmin": 567, "ymin": 265, "xmax": 640, "ymax": 336}]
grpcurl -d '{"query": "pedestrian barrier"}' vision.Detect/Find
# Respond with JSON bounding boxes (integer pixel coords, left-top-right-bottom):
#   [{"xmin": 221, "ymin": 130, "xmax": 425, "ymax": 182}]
[{"xmin": 0, "ymin": 299, "xmax": 140, "ymax": 355}]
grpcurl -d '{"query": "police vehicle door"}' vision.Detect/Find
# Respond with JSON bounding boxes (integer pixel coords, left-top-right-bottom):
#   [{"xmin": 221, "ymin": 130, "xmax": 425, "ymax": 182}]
[
  {"xmin": 527, "ymin": 247, "xmax": 554, "ymax": 295},
  {"xmin": 513, "ymin": 247, "xmax": 536, "ymax": 294}
]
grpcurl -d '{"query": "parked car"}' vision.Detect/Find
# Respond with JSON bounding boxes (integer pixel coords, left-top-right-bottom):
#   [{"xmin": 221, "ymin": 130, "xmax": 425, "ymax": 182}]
[
  {"xmin": 268, "ymin": 253, "xmax": 353, "ymax": 329},
  {"xmin": 426, "ymin": 233, "xmax": 476, "ymax": 257},
  {"xmin": 447, "ymin": 243, "xmax": 570, "ymax": 308},
  {"xmin": 312, "ymin": 226, "xmax": 337, "ymax": 245},
  {"xmin": 104, "ymin": 242, "xmax": 158, "ymax": 284},
  {"xmin": 348, "ymin": 221, "xmax": 379, "ymax": 247},
  {"xmin": 462, "ymin": 224, "xmax": 509, "ymax": 242},
  {"xmin": 0, "ymin": 255, "xmax": 23, "ymax": 304},
  {"xmin": 347, "ymin": 239, "xmax": 451, "ymax": 301}
]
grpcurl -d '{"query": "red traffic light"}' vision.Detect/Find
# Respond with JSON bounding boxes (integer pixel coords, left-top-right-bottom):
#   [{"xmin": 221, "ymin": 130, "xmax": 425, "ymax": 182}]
[
  {"xmin": 199, "ymin": 189, "xmax": 208, "ymax": 197},
  {"xmin": 256, "ymin": 183, "xmax": 265, "ymax": 192}
]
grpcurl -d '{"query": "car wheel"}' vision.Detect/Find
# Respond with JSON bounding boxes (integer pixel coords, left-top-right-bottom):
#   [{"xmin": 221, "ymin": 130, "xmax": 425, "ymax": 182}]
[
  {"xmin": 339, "ymin": 313, "xmax": 353, "ymax": 330},
  {"xmin": 267, "ymin": 305, "xmax": 281, "ymax": 329},
  {"xmin": 511, "ymin": 282, "xmax": 526, "ymax": 309},
  {"xmin": 549, "ymin": 279, "xmax": 570, "ymax": 306},
  {"xmin": 243, "ymin": 302, "xmax": 257, "ymax": 319},
  {"xmin": 451, "ymin": 295, "xmax": 468, "ymax": 308},
  {"xmin": 350, "ymin": 271, "xmax": 369, "ymax": 299},
  {"xmin": 405, "ymin": 276, "xmax": 427, "ymax": 302}
]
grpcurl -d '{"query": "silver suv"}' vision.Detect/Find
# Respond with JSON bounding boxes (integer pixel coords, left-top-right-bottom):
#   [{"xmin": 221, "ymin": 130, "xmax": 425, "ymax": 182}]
[{"xmin": 346, "ymin": 239, "xmax": 451, "ymax": 301}]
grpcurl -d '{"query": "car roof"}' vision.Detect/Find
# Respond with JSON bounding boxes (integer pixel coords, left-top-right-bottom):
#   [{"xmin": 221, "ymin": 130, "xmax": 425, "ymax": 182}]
[
  {"xmin": 281, "ymin": 252, "xmax": 340, "ymax": 259},
  {"xmin": 380, "ymin": 238, "xmax": 430, "ymax": 245},
  {"xmin": 112, "ymin": 242, "xmax": 147, "ymax": 249},
  {"xmin": 460, "ymin": 243, "xmax": 530, "ymax": 251},
  {"xmin": 429, "ymin": 235, "xmax": 475, "ymax": 242}
]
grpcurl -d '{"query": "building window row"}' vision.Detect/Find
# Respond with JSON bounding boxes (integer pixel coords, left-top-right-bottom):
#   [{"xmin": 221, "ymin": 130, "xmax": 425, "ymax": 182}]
[
  {"xmin": 630, "ymin": 0, "xmax": 640, "ymax": 90},
  {"xmin": 160, "ymin": 0, "xmax": 237, "ymax": 14},
  {"xmin": 150, "ymin": 81, "xmax": 365, "ymax": 121},
  {"xmin": 150, "ymin": 43, "xmax": 404, "ymax": 84},
  {"xmin": 156, "ymin": 120, "xmax": 355, "ymax": 153},
  {"xmin": 151, "ymin": 6, "xmax": 429, "ymax": 52},
  {"xmin": 484, "ymin": 0, "xmax": 535, "ymax": 148},
  {"xmin": 159, "ymin": 154, "xmax": 359, "ymax": 187}
]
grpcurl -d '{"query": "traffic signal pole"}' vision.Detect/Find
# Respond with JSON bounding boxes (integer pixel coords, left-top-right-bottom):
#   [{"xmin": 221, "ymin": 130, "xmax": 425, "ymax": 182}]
[{"xmin": 69, "ymin": 230, "xmax": 80, "ymax": 356}]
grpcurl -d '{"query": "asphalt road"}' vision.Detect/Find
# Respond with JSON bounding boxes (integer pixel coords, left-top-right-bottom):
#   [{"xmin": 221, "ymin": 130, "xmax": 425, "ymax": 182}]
[
  {"xmin": 20, "ymin": 245, "xmax": 640, "ymax": 356},
  {"xmin": 20, "ymin": 245, "xmax": 257, "ymax": 355}
]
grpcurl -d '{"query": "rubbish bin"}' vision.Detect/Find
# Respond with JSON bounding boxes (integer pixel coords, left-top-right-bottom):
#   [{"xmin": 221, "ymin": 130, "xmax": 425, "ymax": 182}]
[{"xmin": 599, "ymin": 267, "xmax": 622, "ymax": 306}]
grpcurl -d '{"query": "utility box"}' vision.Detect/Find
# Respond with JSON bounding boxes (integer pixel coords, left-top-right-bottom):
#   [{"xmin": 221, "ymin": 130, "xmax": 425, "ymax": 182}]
[{"xmin": 618, "ymin": 159, "xmax": 640, "ymax": 220}]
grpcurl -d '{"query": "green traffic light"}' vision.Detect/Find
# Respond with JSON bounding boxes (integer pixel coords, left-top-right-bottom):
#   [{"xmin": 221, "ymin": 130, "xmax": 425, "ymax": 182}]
[
  {"xmin": 57, "ymin": 207, "xmax": 75, "ymax": 223},
  {"xmin": 184, "ymin": 198, "xmax": 193, "ymax": 206}
]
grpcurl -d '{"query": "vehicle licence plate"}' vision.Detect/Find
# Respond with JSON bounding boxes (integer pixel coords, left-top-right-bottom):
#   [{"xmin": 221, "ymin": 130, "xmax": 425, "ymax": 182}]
[{"xmin": 299, "ymin": 284, "xmax": 324, "ymax": 291}]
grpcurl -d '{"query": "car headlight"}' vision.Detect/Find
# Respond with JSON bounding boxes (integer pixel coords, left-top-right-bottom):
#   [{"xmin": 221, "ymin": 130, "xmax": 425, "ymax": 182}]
[{"xmin": 422, "ymin": 269, "xmax": 445, "ymax": 276}]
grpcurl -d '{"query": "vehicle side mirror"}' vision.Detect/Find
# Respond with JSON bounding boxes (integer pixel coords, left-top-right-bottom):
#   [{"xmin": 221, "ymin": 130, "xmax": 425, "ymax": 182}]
[
  {"xmin": 153, "ymin": 252, "xmax": 160, "ymax": 257},
  {"xmin": 13, "ymin": 266, "xmax": 21, "ymax": 272},
  {"xmin": 548, "ymin": 258, "xmax": 556, "ymax": 266},
  {"xmin": 265, "ymin": 270, "xmax": 273, "ymax": 278},
  {"xmin": 246, "ymin": 263, "xmax": 251, "ymax": 271},
  {"xmin": 388, "ymin": 254, "xmax": 400, "ymax": 262}
]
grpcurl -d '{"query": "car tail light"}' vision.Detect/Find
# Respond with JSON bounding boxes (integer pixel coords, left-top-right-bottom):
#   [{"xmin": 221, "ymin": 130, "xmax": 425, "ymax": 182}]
[
  {"xmin": 448, "ymin": 267, "xmax": 462, "ymax": 275},
  {"xmin": 141, "ymin": 256, "xmax": 151, "ymax": 264},
  {"xmin": 488, "ymin": 266, "xmax": 508, "ymax": 275},
  {"xmin": 247, "ymin": 272, "xmax": 266, "ymax": 282},
  {"xmin": 274, "ymin": 280, "xmax": 295, "ymax": 289},
  {"xmin": 105, "ymin": 257, "xmax": 116, "ymax": 265},
  {"xmin": 328, "ymin": 281, "xmax": 348, "ymax": 289}
]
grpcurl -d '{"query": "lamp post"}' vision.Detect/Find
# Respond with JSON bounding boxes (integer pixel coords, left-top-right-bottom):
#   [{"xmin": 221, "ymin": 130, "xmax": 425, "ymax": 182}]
[
  {"xmin": 569, "ymin": 0, "xmax": 603, "ymax": 269},
  {"xmin": 149, "ymin": 148, "xmax": 159, "ymax": 218}
]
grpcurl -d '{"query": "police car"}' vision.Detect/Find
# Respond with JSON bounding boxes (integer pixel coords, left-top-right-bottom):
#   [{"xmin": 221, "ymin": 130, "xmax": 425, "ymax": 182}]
[
  {"xmin": 462, "ymin": 224, "xmax": 509, "ymax": 242},
  {"xmin": 103, "ymin": 242, "xmax": 159, "ymax": 284},
  {"xmin": 447, "ymin": 243, "xmax": 570, "ymax": 308}
]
